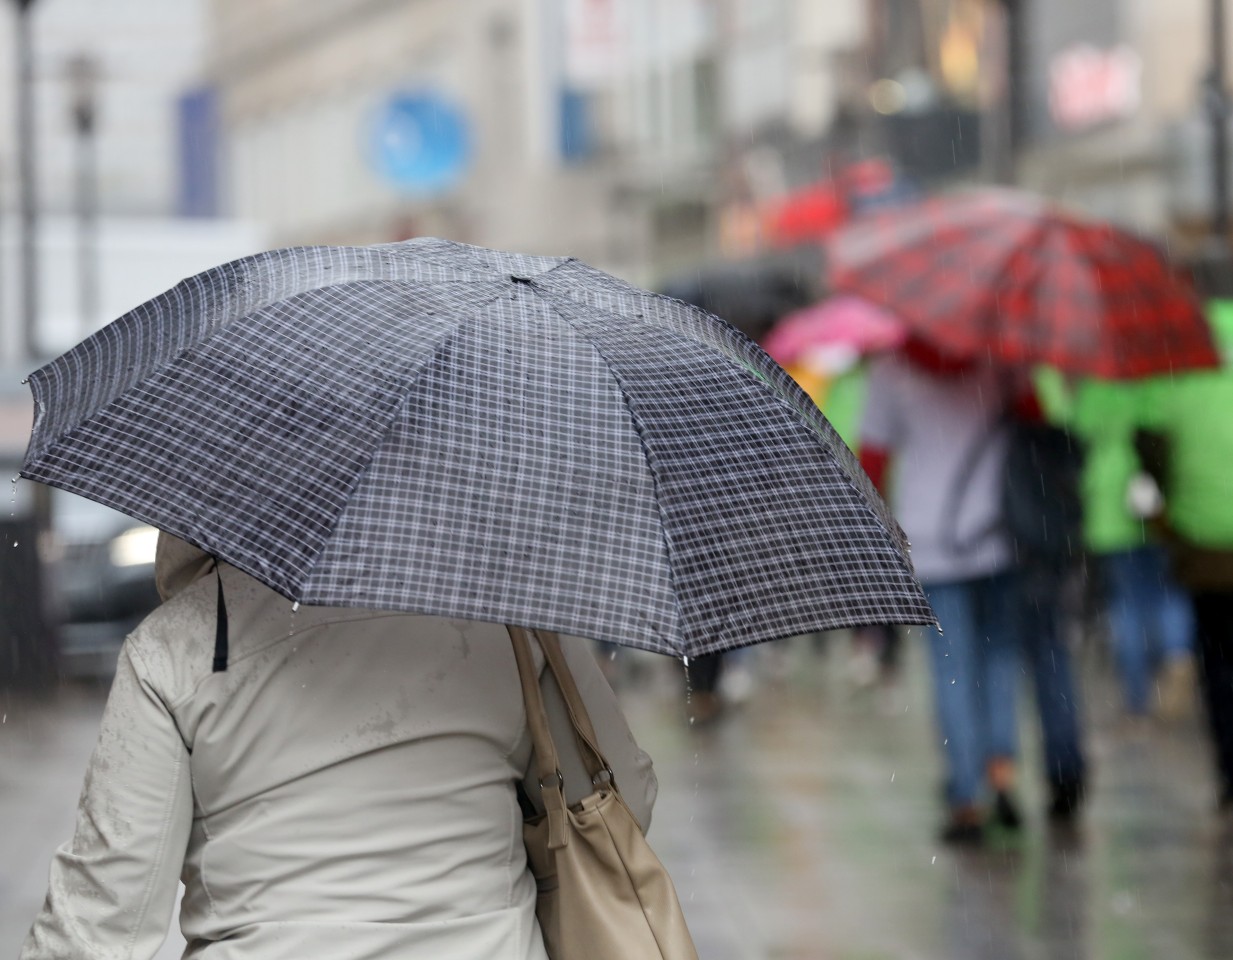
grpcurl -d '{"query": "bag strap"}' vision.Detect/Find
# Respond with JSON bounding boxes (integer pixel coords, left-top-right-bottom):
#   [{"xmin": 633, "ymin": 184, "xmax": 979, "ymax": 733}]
[
  {"xmin": 507, "ymin": 626, "xmax": 616, "ymax": 849},
  {"xmin": 509, "ymin": 625, "xmax": 570, "ymax": 849},
  {"xmin": 536, "ymin": 632, "xmax": 613, "ymax": 786}
]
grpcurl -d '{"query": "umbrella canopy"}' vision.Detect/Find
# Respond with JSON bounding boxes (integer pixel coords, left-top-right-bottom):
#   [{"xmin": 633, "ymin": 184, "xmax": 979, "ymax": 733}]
[
  {"xmin": 828, "ymin": 189, "xmax": 1220, "ymax": 378},
  {"xmin": 21, "ymin": 239, "xmax": 933, "ymax": 657},
  {"xmin": 762, "ymin": 295, "xmax": 907, "ymax": 368}
]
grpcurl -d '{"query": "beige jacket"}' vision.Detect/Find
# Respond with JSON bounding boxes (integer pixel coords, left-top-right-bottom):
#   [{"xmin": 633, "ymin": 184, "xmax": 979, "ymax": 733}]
[{"xmin": 22, "ymin": 536, "xmax": 656, "ymax": 960}]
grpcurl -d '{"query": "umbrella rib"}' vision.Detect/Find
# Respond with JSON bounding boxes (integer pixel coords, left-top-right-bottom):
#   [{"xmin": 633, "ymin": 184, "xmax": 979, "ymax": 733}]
[
  {"xmin": 536, "ymin": 287, "xmax": 921, "ymax": 598},
  {"xmin": 532, "ymin": 292, "xmax": 688, "ymax": 648},
  {"xmin": 291, "ymin": 286, "xmax": 517, "ymax": 596}
]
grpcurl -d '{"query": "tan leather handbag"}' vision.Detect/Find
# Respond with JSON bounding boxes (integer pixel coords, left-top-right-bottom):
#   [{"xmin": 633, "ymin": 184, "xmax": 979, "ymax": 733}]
[{"xmin": 508, "ymin": 626, "xmax": 699, "ymax": 960}]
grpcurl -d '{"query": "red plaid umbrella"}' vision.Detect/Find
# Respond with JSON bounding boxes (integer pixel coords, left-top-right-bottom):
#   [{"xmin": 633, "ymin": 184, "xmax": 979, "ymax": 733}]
[{"xmin": 828, "ymin": 189, "xmax": 1220, "ymax": 378}]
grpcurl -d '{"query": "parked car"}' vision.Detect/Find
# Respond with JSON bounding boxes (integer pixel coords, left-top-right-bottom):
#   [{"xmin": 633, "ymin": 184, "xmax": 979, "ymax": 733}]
[{"xmin": 47, "ymin": 491, "xmax": 161, "ymax": 678}]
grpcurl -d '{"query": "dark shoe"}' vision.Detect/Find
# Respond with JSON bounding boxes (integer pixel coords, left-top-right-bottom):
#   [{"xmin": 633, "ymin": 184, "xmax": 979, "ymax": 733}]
[
  {"xmin": 939, "ymin": 813, "xmax": 985, "ymax": 846},
  {"xmin": 1048, "ymin": 778, "xmax": 1085, "ymax": 822},
  {"xmin": 993, "ymin": 790, "xmax": 1023, "ymax": 831}
]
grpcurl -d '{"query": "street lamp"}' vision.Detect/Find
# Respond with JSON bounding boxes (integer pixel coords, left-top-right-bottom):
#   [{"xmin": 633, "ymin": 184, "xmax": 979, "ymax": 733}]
[
  {"xmin": 1189, "ymin": 0, "xmax": 1233, "ymax": 298},
  {"xmin": 4, "ymin": 0, "xmax": 56, "ymax": 693},
  {"xmin": 13, "ymin": 0, "xmax": 40, "ymax": 360},
  {"xmin": 67, "ymin": 53, "xmax": 101, "ymax": 336},
  {"xmin": 1208, "ymin": 0, "xmax": 1231, "ymax": 246}
]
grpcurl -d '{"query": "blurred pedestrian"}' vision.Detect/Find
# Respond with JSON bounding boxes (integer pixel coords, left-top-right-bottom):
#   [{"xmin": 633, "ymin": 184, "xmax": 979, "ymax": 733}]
[
  {"xmin": 860, "ymin": 341, "xmax": 1022, "ymax": 844},
  {"xmin": 688, "ymin": 652, "xmax": 726, "ymax": 724},
  {"xmin": 1001, "ymin": 389, "xmax": 1088, "ymax": 822},
  {"xmin": 22, "ymin": 536, "xmax": 657, "ymax": 959},
  {"xmin": 1061, "ymin": 374, "xmax": 1195, "ymax": 722},
  {"xmin": 1135, "ymin": 297, "xmax": 1233, "ymax": 812}
]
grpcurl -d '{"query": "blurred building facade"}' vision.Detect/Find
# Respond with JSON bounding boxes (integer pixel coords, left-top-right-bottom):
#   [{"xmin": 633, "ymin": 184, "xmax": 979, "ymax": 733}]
[
  {"xmin": 202, "ymin": 0, "xmax": 1233, "ymax": 286},
  {"xmin": 0, "ymin": 0, "xmax": 266, "ymax": 367},
  {"xmin": 202, "ymin": 0, "xmax": 875, "ymax": 283},
  {"xmin": 207, "ymin": 0, "xmax": 637, "ymax": 274}
]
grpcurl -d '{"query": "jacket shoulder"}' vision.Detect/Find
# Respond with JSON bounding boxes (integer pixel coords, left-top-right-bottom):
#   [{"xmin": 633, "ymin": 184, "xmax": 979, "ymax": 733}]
[{"xmin": 124, "ymin": 575, "xmax": 218, "ymax": 705}]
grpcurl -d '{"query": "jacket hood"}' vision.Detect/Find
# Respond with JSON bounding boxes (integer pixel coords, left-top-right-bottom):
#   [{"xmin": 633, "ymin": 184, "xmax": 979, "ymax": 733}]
[{"xmin": 155, "ymin": 533, "xmax": 216, "ymax": 601}]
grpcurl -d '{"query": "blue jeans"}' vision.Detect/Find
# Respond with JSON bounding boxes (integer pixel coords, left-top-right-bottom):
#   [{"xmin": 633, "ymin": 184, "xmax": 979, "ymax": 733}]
[
  {"xmin": 1017, "ymin": 565, "xmax": 1086, "ymax": 788},
  {"xmin": 923, "ymin": 573, "xmax": 1020, "ymax": 808},
  {"xmin": 1102, "ymin": 545, "xmax": 1194, "ymax": 715}
]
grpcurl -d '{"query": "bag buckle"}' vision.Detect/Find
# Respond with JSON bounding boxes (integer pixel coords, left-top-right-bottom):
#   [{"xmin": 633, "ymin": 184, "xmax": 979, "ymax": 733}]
[
  {"xmin": 591, "ymin": 765, "xmax": 614, "ymax": 787},
  {"xmin": 539, "ymin": 769, "xmax": 565, "ymax": 791}
]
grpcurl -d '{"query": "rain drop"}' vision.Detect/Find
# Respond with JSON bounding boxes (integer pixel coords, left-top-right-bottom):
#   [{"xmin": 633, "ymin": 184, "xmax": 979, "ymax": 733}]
[
  {"xmin": 11, "ymin": 540, "xmax": 17, "ymax": 548},
  {"xmin": 682, "ymin": 656, "xmax": 694, "ymax": 725},
  {"xmin": 292, "ymin": 601, "xmax": 301, "ymax": 613},
  {"xmin": 19, "ymin": 377, "xmax": 27, "ymax": 384}
]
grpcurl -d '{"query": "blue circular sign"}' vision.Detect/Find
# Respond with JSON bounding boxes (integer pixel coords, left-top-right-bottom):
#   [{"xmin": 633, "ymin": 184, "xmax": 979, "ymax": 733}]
[{"xmin": 369, "ymin": 91, "xmax": 471, "ymax": 196}]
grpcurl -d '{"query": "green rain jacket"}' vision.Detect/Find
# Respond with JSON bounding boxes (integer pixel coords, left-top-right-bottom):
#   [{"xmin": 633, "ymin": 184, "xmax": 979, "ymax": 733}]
[
  {"xmin": 1138, "ymin": 299, "xmax": 1233, "ymax": 587},
  {"xmin": 1035, "ymin": 369, "xmax": 1153, "ymax": 555}
]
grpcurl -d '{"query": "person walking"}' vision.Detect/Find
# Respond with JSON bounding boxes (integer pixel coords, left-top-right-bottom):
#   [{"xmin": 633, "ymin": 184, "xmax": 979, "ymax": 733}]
[
  {"xmin": 860, "ymin": 341, "xmax": 1022, "ymax": 844},
  {"xmin": 1135, "ymin": 297, "xmax": 1233, "ymax": 811},
  {"xmin": 1001, "ymin": 385, "xmax": 1089, "ymax": 821},
  {"xmin": 22, "ymin": 535, "xmax": 657, "ymax": 959},
  {"xmin": 1064, "ymin": 376, "xmax": 1195, "ymax": 722}
]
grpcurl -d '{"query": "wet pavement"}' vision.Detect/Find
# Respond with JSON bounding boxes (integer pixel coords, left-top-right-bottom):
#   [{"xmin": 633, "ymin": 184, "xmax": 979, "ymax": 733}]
[{"xmin": 4, "ymin": 634, "xmax": 1232, "ymax": 959}]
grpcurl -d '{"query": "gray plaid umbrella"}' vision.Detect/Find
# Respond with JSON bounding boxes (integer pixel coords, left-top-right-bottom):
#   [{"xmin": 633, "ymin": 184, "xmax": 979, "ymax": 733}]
[{"xmin": 21, "ymin": 238, "xmax": 933, "ymax": 657}]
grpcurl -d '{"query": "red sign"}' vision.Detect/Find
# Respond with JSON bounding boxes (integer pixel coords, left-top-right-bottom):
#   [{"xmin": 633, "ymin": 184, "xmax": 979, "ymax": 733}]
[{"xmin": 1049, "ymin": 44, "xmax": 1141, "ymax": 131}]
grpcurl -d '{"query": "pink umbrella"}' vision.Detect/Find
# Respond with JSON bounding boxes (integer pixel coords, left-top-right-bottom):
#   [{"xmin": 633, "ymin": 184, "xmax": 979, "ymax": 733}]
[{"xmin": 763, "ymin": 295, "xmax": 906, "ymax": 367}]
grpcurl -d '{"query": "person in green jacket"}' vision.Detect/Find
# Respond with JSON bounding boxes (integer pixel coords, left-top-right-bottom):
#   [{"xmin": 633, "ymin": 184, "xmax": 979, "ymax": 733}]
[
  {"xmin": 1136, "ymin": 297, "xmax": 1233, "ymax": 809},
  {"xmin": 1064, "ymin": 377, "xmax": 1195, "ymax": 720}
]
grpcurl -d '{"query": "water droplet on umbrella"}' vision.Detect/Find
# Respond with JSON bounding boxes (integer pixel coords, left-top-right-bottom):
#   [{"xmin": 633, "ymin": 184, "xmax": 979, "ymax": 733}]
[{"xmin": 11, "ymin": 541, "xmax": 17, "ymax": 547}]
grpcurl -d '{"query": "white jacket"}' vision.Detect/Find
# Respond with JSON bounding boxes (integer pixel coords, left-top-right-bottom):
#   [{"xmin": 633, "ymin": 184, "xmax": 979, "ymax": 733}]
[{"xmin": 22, "ymin": 536, "xmax": 656, "ymax": 959}]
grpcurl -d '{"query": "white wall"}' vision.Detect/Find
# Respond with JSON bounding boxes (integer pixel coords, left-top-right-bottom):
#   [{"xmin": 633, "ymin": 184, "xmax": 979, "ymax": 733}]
[
  {"xmin": 0, "ymin": 215, "xmax": 267, "ymax": 367},
  {"xmin": 0, "ymin": 0, "xmax": 208, "ymax": 218}
]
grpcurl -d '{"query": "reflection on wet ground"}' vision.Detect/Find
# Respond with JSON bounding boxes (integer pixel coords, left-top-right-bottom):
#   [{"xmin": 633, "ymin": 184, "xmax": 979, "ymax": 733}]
[
  {"xmin": 3, "ymin": 635, "xmax": 1232, "ymax": 959},
  {"xmin": 619, "ymin": 637, "xmax": 1233, "ymax": 960}
]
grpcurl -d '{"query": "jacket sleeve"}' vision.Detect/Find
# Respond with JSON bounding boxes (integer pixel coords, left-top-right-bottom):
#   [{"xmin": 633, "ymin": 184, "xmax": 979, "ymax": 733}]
[
  {"xmin": 21, "ymin": 642, "xmax": 192, "ymax": 960},
  {"xmin": 526, "ymin": 637, "xmax": 658, "ymax": 834}
]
